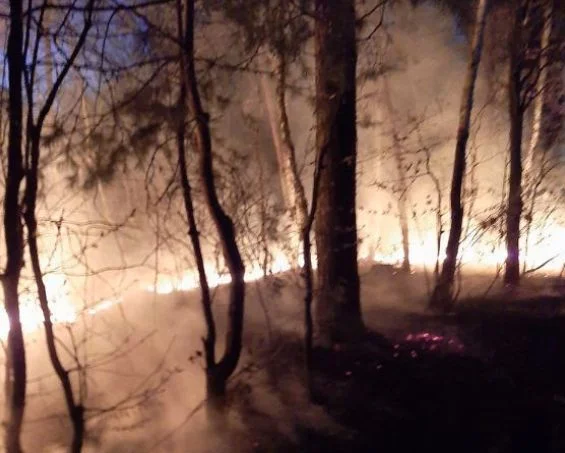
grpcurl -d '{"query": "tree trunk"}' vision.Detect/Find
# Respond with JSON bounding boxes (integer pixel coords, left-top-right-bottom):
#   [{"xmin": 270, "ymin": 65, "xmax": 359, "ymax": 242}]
[
  {"xmin": 261, "ymin": 51, "xmax": 316, "ymax": 395},
  {"xmin": 430, "ymin": 0, "xmax": 489, "ymax": 310},
  {"xmin": 181, "ymin": 0, "xmax": 245, "ymax": 408},
  {"xmin": 262, "ymin": 53, "xmax": 309, "ymax": 231},
  {"xmin": 383, "ymin": 77, "xmax": 411, "ymax": 273},
  {"xmin": 175, "ymin": 0, "xmax": 216, "ymax": 398},
  {"xmin": 313, "ymin": 0, "xmax": 363, "ymax": 343},
  {"xmin": 24, "ymin": 134, "xmax": 85, "ymax": 453},
  {"xmin": 4, "ymin": 2, "xmax": 27, "ymax": 451},
  {"xmin": 504, "ymin": 2, "xmax": 529, "ymax": 287},
  {"xmin": 523, "ymin": 0, "xmax": 554, "ymax": 273}
]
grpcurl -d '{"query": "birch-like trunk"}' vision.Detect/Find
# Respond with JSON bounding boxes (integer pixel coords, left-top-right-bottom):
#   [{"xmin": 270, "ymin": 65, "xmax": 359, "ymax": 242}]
[
  {"xmin": 261, "ymin": 50, "xmax": 316, "ymax": 397},
  {"xmin": 430, "ymin": 0, "xmax": 489, "ymax": 310},
  {"xmin": 261, "ymin": 53, "xmax": 308, "ymax": 249},
  {"xmin": 523, "ymin": 1, "xmax": 554, "ymax": 272},
  {"xmin": 383, "ymin": 77, "xmax": 411, "ymax": 272}
]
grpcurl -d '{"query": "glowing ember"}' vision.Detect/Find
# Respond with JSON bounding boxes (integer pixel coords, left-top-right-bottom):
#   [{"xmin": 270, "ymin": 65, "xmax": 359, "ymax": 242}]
[{"xmin": 403, "ymin": 330, "xmax": 466, "ymax": 354}]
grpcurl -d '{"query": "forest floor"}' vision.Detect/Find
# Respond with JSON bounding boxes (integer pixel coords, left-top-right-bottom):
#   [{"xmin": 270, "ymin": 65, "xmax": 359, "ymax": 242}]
[
  {"xmin": 20, "ymin": 264, "xmax": 565, "ymax": 452},
  {"xmin": 227, "ymin": 267, "xmax": 565, "ymax": 453}
]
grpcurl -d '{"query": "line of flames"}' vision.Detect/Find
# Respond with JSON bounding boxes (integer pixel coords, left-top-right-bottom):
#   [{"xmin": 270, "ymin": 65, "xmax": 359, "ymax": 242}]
[{"xmin": 0, "ymin": 224, "xmax": 563, "ymax": 340}]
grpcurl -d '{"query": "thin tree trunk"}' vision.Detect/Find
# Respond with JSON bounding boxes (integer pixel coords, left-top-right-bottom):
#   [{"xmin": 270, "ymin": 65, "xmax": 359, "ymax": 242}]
[
  {"xmin": 264, "ymin": 52, "xmax": 308, "ymax": 230},
  {"xmin": 383, "ymin": 77, "xmax": 411, "ymax": 272},
  {"xmin": 181, "ymin": 0, "xmax": 245, "ymax": 409},
  {"xmin": 24, "ymin": 133, "xmax": 86, "ymax": 453},
  {"xmin": 3, "ymin": 2, "xmax": 26, "ymax": 450},
  {"xmin": 314, "ymin": 0, "xmax": 363, "ymax": 343},
  {"xmin": 19, "ymin": 4, "xmax": 92, "ymax": 450},
  {"xmin": 430, "ymin": 0, "xmax": 489, "ymax": 310},
  {"xmin": 523, "ymin": 0, "xmax": 553, "ymax": 273},
  {"xmin": 175, "ymin": 0, "xmax": 216, "ymax": 391},
  {"xmin": 504, "ymin": 1, "xmax": 529, "ymax": 287},
  {"xmin": 261, "ymin": 49, "xmax": 316, "ymax": 397}
]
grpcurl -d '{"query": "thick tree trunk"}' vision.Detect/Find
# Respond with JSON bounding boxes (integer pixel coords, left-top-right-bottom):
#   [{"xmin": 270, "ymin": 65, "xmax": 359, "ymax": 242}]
[
  {"xmin": 504, "ymin": 2, "xmax": 529, "ymax": 287},
  {"xmin": 314, "ymin": 0, "xmax": 363, "ymax": 343},
  {"xmin": 182, "ymin": 0, "xmax": 245, "ymax": 407},
  {"xmin": 4, "ymin": 2, "xmax": 27, "ymax": 451},
  {"xmin": 430, "ymin": 0, "xmax": 489, "ymax": 310}
]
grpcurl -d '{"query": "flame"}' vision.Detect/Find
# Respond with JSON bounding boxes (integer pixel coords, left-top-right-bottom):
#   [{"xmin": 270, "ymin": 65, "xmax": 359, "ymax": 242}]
[
  {"xmin": 0, "ymin": 223, "xmax": 563, "ymax": 340},
  {"xmin": 146, "ymin": 251, "xmax": 296, "ymax": 295},
  {"xmin": 0, "ymin": 275, "xmax": 77, "ymax": 340}
]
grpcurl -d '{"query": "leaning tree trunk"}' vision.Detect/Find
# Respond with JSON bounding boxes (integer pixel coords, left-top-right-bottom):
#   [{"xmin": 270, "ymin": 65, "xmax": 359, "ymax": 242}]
[
  {"xmin": 3, "ymin": 1, "xmax": 27, "ymax": 451},
  {"xmin": 261, "ymin": 50, "xmax": 316, "ymax": 397},
  {"xmin": 314, "ymin": 0, "xmax": 363, "ymax": 343},
  {"xmin": 430, "ymin": 0, "xmax": 489, "ymax": 311},
  {"xmin": 261, "ymin": 52, "xmax": 308, "ymax": 231},
  {"xmin": 504, "ymin": 1, "xmax": 529, "ymax": 287},
  {"xmin": 181, "ymin": 0, "xmax": 245, "ymax": 410}
]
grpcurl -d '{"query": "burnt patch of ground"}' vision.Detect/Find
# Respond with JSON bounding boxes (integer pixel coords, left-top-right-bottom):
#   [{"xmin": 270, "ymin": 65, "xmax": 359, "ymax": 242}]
[{"xmin": 232, "ymin": 307, "xmax": 565, "ymax": 453}]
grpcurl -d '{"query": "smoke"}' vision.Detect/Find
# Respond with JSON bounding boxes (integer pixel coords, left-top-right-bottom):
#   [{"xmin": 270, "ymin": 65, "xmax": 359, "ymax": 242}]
[{"xmin": 2, "ymin": 1, "xmax": 565, "ymax": 451}]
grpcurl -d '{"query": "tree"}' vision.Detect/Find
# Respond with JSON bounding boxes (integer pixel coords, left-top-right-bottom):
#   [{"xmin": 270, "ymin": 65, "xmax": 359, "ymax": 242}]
[
  {"xmin": 504, "ymin": 0, "xmax": 531, "ymax": 286},
  {"xmin": 429, "ymin": 0, "xmax": 489, "ymax": 310},
  {"xmin": 314, "ymin": 0, "xmax": 363, "ymax": 341},
  {"xmin": 22, "ymin": 2, "xmax": 94, "ymax": 450},
  {"xmin": 522, "ymin": 0, "xmax": 553, "ymax": 274},
  {"xmin": 3, "ymin": 1, "xmax": 27, "ymax": 451},
  {"xmin": 177, "ymin": 0, "xmax": 246, "ymax": 411},
  {"xmin": 382, "ymin": 76, "xmax": 411, "ymax": 273},
  {"xmin": 519, "ymin": 0, "xmax": 564, "ymax": 277}
]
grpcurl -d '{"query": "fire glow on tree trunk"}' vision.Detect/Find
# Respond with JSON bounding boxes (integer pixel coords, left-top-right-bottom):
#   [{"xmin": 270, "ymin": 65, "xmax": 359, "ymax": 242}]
[
  {"xmin": 261, "ymin": 49, "xmax": 316, "ymax": 397},
  {"xmin": 522, "ymin": 0, "xmax": 554, "ymax": 274},
  {"xmin": 383, "ymin": 76, "xmax": 411, "ymax": 273}
]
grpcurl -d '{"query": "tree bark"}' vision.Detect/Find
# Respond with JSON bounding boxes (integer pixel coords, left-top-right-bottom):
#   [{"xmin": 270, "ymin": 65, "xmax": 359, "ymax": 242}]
[
  {"xmin": 504, "ymin": 1, "xmax": 529, "ymax": 287},
  {"xmin": 314, "ymin": 0, "xmax": 363, "ymax": 342},
  {"xmin": 181, "ymin": 0, "xmax": 245, "ymax": 408},
  {"xmin": 24, "ymin": 134, "xmax": 86, "ymax": 453},
  {"xmin": 383, "ymin": 77, "xmax": 411, "ymax": 273},
  {"xmin": 262, "ymin": 52, "xmax": 308, "ymax": 231},
  {"xmin": 523, "ymin": 0, "xmax": 553, "ymax": 273},
  {"xmin": 3, "ymin": 2, "xmax": 27, "ymax": 451},
  {"xmin": 430, "ymin": 0, "xmax": 489, "ymax": 310},
  {"xmin": 260, "ymin": 51, "xmax": 316, "ymax": 394},
  {"xmin": 20, "ymin": 4, "xmax": 92, "ymax": 449}
]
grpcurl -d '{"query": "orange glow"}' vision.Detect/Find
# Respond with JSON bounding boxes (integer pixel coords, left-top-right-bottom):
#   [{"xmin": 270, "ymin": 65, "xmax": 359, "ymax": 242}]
[{"xmin": 1, "ymin": 223, "xmax": 563, "ymax": 339}]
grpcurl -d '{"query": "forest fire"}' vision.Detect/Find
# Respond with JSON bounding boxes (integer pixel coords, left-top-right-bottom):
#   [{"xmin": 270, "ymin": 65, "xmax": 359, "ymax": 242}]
[
  {"xmin": 3, "ymin": 220, "xmax": 562, "ymax": 341},
  {"xmin": 1, "ymin": 0, "xmax": 565, "ymax": 450},
  {"xmin": 370, "ymin": 223, "xmax": 565, "ymax": 272}
]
